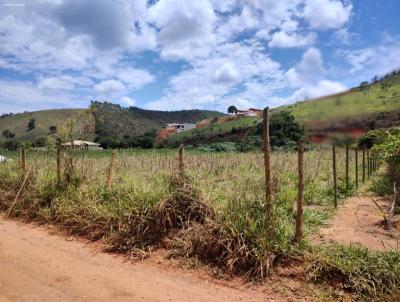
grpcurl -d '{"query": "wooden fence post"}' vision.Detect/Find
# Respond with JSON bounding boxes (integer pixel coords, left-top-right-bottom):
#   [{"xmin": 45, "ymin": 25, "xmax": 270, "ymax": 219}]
[
  {"xmin": 362, "ymin": 148, "xmax": 366, "ymax": 183},
  {"xmin": 263, "ymin": 107, "xmax": 272, "ymax": 218},
  {"xmin": 56, "ymin": 142, "xmax": 61, "ymax": 186},
  {"xmin": 20, "ymin": 147, "xmax": 26, "ymax": 174},
  {"xmin": 345, "ymin": 144, "xmax": 349, "ymax": 189},
  {"xmin": 107, "ymin": 150, "xmax": 117, "ymax": 188},
  {"xmin": 332, "ymin": 145, "xmax": 338, "ymax": 208},
  {"xmin": 355, "ymin": 147, "xmax": 358, "ymax": 189},
  {"xmin": 178, "ymin": 143, "xmax": 184, "ymax": 174},
  {"xmin": 294, "ymin": 141, "xmax": 304, "ymax": 244},
  {"xmin": 367, "ymin": 151, "xmax": 370, "ymax": 178}
]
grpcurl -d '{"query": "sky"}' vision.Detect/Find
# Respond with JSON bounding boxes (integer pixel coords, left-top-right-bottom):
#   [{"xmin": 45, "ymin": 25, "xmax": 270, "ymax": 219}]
[{"xmin": 0, "ymin": 0, "xmax": 399, "ymax": 114}]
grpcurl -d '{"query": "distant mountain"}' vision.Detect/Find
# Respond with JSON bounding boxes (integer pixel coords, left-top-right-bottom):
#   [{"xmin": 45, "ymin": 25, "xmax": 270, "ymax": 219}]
[
  {"xmin": 91, "ymin": 102, "xmax": 224, "ymax": 139},
  {"xmin": 0, "ymin": 102, "xmax": 224, "ymax": 143}
]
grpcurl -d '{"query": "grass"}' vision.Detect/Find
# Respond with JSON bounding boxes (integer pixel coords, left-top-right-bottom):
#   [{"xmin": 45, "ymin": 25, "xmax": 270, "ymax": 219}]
[
  {"xmin": 283, "ymin": 74, "xmax": 400, "ymax": 122},
  {"xmin": 308, "ymin": 244, "xmax": 400, "ymax": 298},
  {"xmin": 0, "ymin": 108, "xmax": 89, "ymax": 142},
  {"xmin": 0, "ymin": 147, "xmax": 399, "ymax": 299}
]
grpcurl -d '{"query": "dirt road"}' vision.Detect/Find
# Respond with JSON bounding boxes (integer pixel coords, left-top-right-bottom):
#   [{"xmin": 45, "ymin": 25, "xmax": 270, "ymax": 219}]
[
  {"xmin": 0, "ymin": 215, "xmax": 276, "ymax": 302},
  {"xmin": 313, "ymin": 195, "xmax": 400, "ymax": 251}
]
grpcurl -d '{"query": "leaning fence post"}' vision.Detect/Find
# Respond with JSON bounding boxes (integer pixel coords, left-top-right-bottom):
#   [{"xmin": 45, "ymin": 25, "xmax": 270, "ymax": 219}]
[
  {"xmin": 107, "ymin": 150, "xmax": 117, "ymax": 188},
  {"xmin": 294, "ymin": 141, "xmax": 304, "ymax": 244},
  {"xmin": 355, "ymin": 147, "xmax": 358, "ymax": 189},
  {"xmin": 263, "ymin": 107, "xmax": 272, "ymax": 219},
  {"xmin": 345, "ymin": 144, "xmax": 349, "ymax": 189},
  {"xmin": 7, "ymin": 160, "xmax": 36, "ymax": 216},
  {"xmin": 332, "ymin": 145, "xmax": 338, "ymax": 208}
]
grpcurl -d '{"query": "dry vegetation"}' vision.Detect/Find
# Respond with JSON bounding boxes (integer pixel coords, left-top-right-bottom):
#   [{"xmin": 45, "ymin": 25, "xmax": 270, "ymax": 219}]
[{"xmin": 1, "ymin": 148, "xmax": 399, "ymax": 300}]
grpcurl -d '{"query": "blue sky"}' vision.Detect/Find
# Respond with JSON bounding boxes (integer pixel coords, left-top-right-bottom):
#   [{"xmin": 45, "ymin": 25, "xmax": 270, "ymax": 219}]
[{"xmin": 0, "ymin": 0, "xmax": 399, "ymax": 114}]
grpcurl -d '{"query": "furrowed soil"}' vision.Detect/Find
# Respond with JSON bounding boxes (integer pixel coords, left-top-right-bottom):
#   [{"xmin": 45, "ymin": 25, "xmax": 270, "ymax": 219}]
[
  {"xmin": 312, "ymin": 194, "xmax": 400, "ymax": 251},
  {"xmin": 0, "ymin": 215, "xmax": 310, "ymax": 302}
]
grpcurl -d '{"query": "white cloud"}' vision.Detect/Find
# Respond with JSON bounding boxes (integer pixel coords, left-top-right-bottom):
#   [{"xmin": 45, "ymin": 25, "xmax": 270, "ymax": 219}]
[
  {"xmin": 286, "ymin": 47, "xmax": 325, "ymax": 87},
  {"xmin": 269, "ymin": 31, "xmax": 316, "ymax": 48},
  {"xmin": 148, "ymin": 0, "xmax": 216, "ymax": 61},
  {"xmin": 0, "ymin": 79, "xmax": 85, "ymax": 114},
  {"xmin": 304, "ymin": 0, "xmax": 352, "ymax": 29},
  {"xmin": 217, "ymin": 6, "xmax": 260, "ymax": 41},
  {"xmin": 213, "ymin": 62, "xmax": 240, "ymax": 84},
  {"xmin": 285, "ymin": 47, "xmax": 346, "ymax": 102},
  {"xmin": 145, "ymin": 41, "xmax": 285, "ymax": 111},
  {"xmin": 246, "ymin": 0, "xmax": 303, "ymax": 28},
  {"xmin": 342, "ymin": 38, "xmax": 400, "ymax": 77},
  {"xmin": 120, "ymin": 96, "xmax": 136, "ymax": 106},
  {"xmin": 288, "ymin": 80, "xmax": 346, "ymax": 102},
  {"xmin": 94, "ymin": 80, "xmax": 126, "ymax": 97},
  {"xmin": 115, "ymin": 67, "xmax": 154, "ymax": 87},
  {"xmin": 0, "ymin": 0, "xmax": 368, "ymax": 113}
]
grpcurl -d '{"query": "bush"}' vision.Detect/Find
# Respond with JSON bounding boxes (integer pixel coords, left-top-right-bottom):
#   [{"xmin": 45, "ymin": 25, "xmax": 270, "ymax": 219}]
[{"xmin": 309, "ymin": 244, "xmax": 400, "ymax": 298}]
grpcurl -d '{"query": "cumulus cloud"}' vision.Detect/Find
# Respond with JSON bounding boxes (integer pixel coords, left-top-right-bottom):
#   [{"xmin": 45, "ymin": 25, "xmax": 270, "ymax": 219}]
[
  {"xmin": 0, "ymin": 0, "xmax": 366, "ymax": 113},
  {"xmin": 148, "ymin": 0, "xmax": 216, "ymax": 61},
  {"xmin": 0, "ymin": 79, "xmax": 85, "ymax": 114},
  {"xmin": 269, "ymin": 31, "xmax": 316, "ymax": 48},
  {"xmin": 145, "ymin": 41, "xmax": 285, "ymax": 111},
  {"xmin": 286, "ymin": 47, "xmax": 325, "ymax": 87},
  {"xmin": 288, "ymin": 80, "xmax": 346, "ymax": 102},
  {"xmin": 285, "ymin": 47, "xmax": 346, "ymax": 102},
  {"xmin": 304, "ymin": 0, "xmax": 352, "ymax": 29},
  {"xmin": 120, "ymin": 96, "xmax": 136, "ymax": 106},
  {"xmin": 94, "ymin": 80, "xmax": 126, "ymax": 97},
  {"xmin": 213, "ymin": 62, "xmax": 240, "ymax": 84}
]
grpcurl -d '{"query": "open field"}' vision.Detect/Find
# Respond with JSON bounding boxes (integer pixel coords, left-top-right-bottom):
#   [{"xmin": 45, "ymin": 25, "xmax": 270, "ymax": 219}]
[{"xmin": 1, "ymin": 147, "xmax": 400, "ymax": 300}]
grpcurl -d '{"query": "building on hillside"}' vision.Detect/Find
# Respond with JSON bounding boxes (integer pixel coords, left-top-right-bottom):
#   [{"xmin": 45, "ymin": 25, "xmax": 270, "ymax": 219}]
[
  {"xmin": 165, "ymin": 123, "xmax": 196, "ymax": 133},
  {"xmin": 62, "ymin": 140, "xmax": 102, "ymax": 150},
  {"xmin": 235, "ymin": 108, "xmax": 262, "ymax": 117}
]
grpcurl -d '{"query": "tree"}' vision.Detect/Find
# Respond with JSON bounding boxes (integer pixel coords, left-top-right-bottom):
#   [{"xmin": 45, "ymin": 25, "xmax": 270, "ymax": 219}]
[
  {"xmin": 227, "ymin": 105, "xmax": 237, "ymax": 115},
  {"xmin": 49, "ymin": 125, "xmax": 57, "ymax": 133},
  {"xmin": 256, "ymin": 111, "xmax": 304, "ymax": 150},
  {"xmin": 27, "ymin": 118, "xmax": 36, "ymax": 131},
  {"xmin": 2, "ymin": 129, "xmax": 15, "ymax": 139},
  {"xmin": 34, "ymin": 136, "xmax": 46, "ymax": 147},
  {"xmin": 359, "ymin": 81, "xmax": 370, "ymax": 95}
]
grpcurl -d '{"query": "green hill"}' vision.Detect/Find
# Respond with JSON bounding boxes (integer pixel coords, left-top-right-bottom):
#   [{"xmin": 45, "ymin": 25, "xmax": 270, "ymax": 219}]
[
  {"xmin": 91, "ymin": 102, "xmax": 224, "ymax": 139},
  {"xmin": 163, "ymin": 71, "xmax": 400, "ymax": 147},
  {"xmin": 0, "ymin": 109, "xmax": 88, "ymax": 142},
  {"xmin": 0, "ymin": 102, "xmax": 224, "ymax": 145}
]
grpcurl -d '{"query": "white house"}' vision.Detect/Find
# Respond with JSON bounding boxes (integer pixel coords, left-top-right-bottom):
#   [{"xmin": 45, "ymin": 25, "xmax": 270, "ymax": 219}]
[
  {"xmin": 165, "ymin": 123, "xmax": 196, "ymax": 133},
  {"xmin": 235, "ymin": 108, "xmax": 262, "ymax": 117},
  {"xmin": 62, "ymin": 140, "xmax": 102, "ymax": 150}
]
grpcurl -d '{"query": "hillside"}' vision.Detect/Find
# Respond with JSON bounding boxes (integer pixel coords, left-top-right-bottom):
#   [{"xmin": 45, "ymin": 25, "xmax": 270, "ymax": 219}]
[
  {"xmin": 282, "ymin": 71, "xmax": 400, "ymax": 122},
  {"xmin": 0, "ymin": 102, "xmax": 224, "ymax": 144},
  {"xmin": 0, "ymin": 109, "xmax": 90, "ymax": 142},
  {"xmin": 92, "ymin": 102, "xmax": 224, "ymax": 139},
  {"xmin": 164, "ymin": 71, "xmax": 400, "ymax": 147}
]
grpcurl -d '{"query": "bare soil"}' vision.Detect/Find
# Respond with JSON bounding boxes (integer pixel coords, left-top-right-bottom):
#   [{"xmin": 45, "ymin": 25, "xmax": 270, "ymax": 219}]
[
  {"xmin": 312, "ymin": 194, "xmax": 400, "ymax": 251},
  {"xmin": 0, "ymin": 215, "xmax": 312, "ymax": 302}
]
